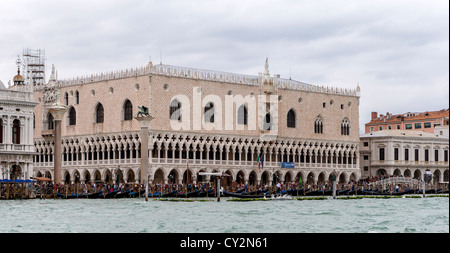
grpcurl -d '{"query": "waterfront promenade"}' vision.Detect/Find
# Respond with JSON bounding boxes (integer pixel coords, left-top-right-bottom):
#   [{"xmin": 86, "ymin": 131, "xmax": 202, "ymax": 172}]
[{"xmin": 1, "ymin": 175, "xmax": 448, "ymax": 200}]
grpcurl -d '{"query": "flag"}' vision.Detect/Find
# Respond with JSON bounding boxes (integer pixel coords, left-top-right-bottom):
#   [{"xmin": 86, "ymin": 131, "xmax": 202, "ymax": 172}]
[
  {"xmin": 298, "ymin": 177, "xmax": 303, "ymax": 188},
  {"xmin": 256, "ymin": 153, "xmax": 264, "ymax": 170}
]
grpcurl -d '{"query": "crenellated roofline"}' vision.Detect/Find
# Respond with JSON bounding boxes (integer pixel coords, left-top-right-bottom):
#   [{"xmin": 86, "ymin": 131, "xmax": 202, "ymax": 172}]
[{"xmin": 34, "ymin": 62, "xmax": 361, "ymax": 97}]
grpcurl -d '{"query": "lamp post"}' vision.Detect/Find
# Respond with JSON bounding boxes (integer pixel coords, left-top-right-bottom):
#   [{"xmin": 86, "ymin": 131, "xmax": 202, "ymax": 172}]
[
  {"xmin": 423, "ymin": 171, "xmax": 432, "ymax": 198},
  {"xmin": 330, "ymin": 170, "xmax": 337, "ymax": 199}
]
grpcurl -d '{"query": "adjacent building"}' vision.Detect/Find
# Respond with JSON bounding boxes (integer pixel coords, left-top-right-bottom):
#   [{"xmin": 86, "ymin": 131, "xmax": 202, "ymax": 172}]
[
  {"xmin": 360, "ymin": 130, "xmax": 449, "ymax": 184},
  {"xmin": 365, "ymin": 109, "xmax": 449, "ymax": 135},
  {"xmin": 0, "ymin": 64, "xmax": 38, "ymax": 181}
]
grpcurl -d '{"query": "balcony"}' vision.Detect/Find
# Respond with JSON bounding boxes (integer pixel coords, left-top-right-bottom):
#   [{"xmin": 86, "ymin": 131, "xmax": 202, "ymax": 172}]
[{"xmin": 41, "ymin": 129, "xmax": 55, "ymax": 138}]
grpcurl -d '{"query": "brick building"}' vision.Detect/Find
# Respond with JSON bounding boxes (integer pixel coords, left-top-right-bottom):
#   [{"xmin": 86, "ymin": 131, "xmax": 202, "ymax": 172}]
[
  {"xmin": 365, "ymin": 109, "xmax": 449, "ymax": 134},
  {"xmin": 32, "ymin": 58, "xmax": 361, "ymax": 186}
]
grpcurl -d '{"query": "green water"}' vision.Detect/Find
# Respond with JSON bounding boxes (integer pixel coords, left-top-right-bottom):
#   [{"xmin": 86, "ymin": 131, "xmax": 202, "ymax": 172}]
[{"xmin": 1, "ymin": 197, "xmax": 448, "ymax": 233}]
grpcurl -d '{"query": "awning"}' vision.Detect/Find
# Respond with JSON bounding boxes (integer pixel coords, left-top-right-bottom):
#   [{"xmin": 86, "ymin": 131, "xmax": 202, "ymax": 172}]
[{"xmin": 31, "ymin": 177, "xmax": 52, "ymax": 182}]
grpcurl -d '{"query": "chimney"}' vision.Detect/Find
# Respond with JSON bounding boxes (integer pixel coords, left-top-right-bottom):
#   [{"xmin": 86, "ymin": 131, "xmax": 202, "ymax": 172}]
[{"xmin": 371, "ymin": 112, "xmax": 378, "ymax": 120}]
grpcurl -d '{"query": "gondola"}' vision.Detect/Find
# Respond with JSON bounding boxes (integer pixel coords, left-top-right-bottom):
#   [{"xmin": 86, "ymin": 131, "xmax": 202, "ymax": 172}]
[
  {"xmin": 99, "ymin": 190, "xmax": 119, "ymax": 199},
  {"xmin": 114, "ymin": 190, "xmax": 131, "ymax": 198},
  {"xmin": 161, "ymin": 190, "xmax": 177, "ymax": 197},
  {"xmin": 346, "ymin": 189, "xmax": 364, "ymax": 195},
  {"xmin": 223, "ymin": 191, "xmax": 267, "ymax": 199},
  {"xmin": 77, "ymin": 191, "xmax": 102, "ymax": 199},
  {"xmin": 56, "ymin": 192, "xmax": 83, "ymax": 199},
  {"xmin": 127, "ymin": 189, "xmax": 145, "ymax": 198},
  {"xmin": 197, "ymin": 189, "xmax": 214, "ymax": 197},
  {"xmin": 361, "ymin": 189, "xmax": 414, "ymax": 196},
  {"xmin": 176, "ymin": 190, "xmax": 200, "ymax": 198}
]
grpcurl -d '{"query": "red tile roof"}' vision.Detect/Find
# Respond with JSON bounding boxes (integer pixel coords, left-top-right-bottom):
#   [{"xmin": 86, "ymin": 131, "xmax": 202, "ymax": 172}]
[{"xmin": 366, "ymin": 109, "xmax": 449, "ymax": 125}]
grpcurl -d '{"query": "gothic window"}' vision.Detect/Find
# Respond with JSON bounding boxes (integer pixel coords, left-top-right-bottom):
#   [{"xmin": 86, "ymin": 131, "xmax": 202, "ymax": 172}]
[
  {"xmin": 124, "ymin": 100, "xmax": 133, "ymax": 121},
  {"xmin": 287, "ymin": 109, "xmax": 296, "ymax": 128},
  {"xmin": 264, "ymin": 113, "xmax": 273, "ymax": 131},
  {"xmin": 204, "ymin": 102, "xmax": 214, "ymax": 123},
  {"xmin": 96, "ymin": 103, "xmax": 104, "ymax": 123},
  {"xmin": 314, "ymin": 116, "xmax": 323, "ymax": 134},
  {"xmin": 12, "ymin": 119, "xmax": 20, "ymax": 144},
  {"xmin": 69, "ymin": 107, "xmax": 76, "ymax": 125},
  {"xmin": 75, "ymin": 91, "xmax": 79, "ymax": 104},
  {"xmin": 0, "ymin": 119, "xmax": 3, "ymax": 143},
  {"xmin": 341, "ymin": 118, "xmax": 350, "ymax": 135},
  {"xmin": 47, "ymin": 112, "xmax": 54, "ymax": 130},
  {"xmin": 64, "ymin": 92, "xmax": 69, "ymax": 105},
  {"xmin": 237, "ymin": 104, "xmax": 248, "ymax": 125},
  {"xmin": 169, "ymin": 99, "xmax": 182, "ymax": 121}
]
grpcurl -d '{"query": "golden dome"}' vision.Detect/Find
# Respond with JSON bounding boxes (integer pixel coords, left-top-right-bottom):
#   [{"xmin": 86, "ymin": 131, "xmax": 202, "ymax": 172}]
[{"xmin": 13, "ymin": 69, "xmax": 24, "ymax": 84}]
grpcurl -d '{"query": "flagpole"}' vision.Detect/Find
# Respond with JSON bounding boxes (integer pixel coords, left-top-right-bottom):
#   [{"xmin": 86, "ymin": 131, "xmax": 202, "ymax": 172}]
[{"xmin": 186, "ymin": 159, "xmax": 189, "ymax": 198}]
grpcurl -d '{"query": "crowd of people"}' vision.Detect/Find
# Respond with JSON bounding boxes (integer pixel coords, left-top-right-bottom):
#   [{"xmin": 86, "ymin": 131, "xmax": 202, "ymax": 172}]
[{"xmin": 29, "ymin": 174, "xmax": 448, "ymax": 197}]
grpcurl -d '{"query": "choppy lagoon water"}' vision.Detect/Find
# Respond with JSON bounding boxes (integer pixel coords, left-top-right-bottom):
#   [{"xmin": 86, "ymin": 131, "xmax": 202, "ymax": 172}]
[{"xmin": 1, "ymin": 197, "xmax": 448, "ymax": 233}]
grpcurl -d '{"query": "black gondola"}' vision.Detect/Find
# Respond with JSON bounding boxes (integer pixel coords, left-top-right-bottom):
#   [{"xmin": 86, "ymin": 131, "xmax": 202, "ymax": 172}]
[
  {"xmin": 176, "ymin": 190, "xmax": 200, "ymax": 198},
  {"xmin": 161, "ymin": 190, "xmax": 177, "ymax": 197},
  {"xmin": 197, "ymin": 189, "xmax": 214, "ymax": 197},
  {"xmin": 223, "ymin": 191, "xmax": 267, "ymax": 198},
  {"xmin": 77, "ymin": 191, "xmax": 102, "ymax": 199}
]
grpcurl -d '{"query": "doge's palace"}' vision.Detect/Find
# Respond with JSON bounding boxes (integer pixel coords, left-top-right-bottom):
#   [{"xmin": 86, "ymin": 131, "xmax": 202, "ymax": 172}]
[{"xmin": 32, "ymin": 58, "xmax": 361, "ymax": 186}]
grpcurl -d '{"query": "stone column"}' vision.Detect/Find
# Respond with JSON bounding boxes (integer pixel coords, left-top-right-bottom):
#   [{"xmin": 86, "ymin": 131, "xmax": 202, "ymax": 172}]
[
  {"xmin": 49, "ymin": 105, "xmax": 67, "ymax": 185},
  {"xmin": 135, "ymin": 114, "xmax": 154, "ymax": 184}
]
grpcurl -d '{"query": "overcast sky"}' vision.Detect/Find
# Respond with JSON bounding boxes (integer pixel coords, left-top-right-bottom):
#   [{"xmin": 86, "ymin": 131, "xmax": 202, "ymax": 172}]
[{"xmin": 0, "ymin": 0, "xmax": 448, "ymax": 133}]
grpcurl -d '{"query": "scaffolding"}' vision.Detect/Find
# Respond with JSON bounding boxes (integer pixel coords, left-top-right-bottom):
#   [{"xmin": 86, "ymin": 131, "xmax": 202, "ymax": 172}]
[{"xmin": 22, "ymin": 48, "xmax": 46, "ymax": 87}]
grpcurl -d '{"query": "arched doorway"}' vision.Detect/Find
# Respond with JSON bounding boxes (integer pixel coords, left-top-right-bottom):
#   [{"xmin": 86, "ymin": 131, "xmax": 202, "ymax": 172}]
[
  {"xmin": 222, "ymin": 170, "xmax": 233, "ymax": 187},
  {"xmin": 376, "ymin": 169, "xmax": 387, "ymax": 177},
  {"xmin": 404, "ymin": 169, "xmax": 411, "ymax": 178},
  {"xmin": 284, "ymin": 171, "xmax": 293, "ymax": 184},
  {"xmin": 393, "ymin": 169, "xmax": 401, "ymax": 176},
  {"xmin": 413, "ymin": 169, "xmax": 421, "ymax": 180},
  {"xmin": 104, "ymin": 169, "xmax": 112, "ymax": 184},
  {"xmin": 338, "ymin": 173, "xmax": 346, "ymax": 184},
  {"xmin": 433, "ymin": 170, "xmax": 441, "ymax": 185},
  {"xmin": 84, "ymin": 171, "xmax": 91, "ymax": 184},
  {"xmin": 349, "ymin": 173, "xmax": 357, "ymax": 182},
  {"xmin": 127, "ymin": 170, "xmax": 136, "ymax": 183},
  {"xmin": 249, "ymin": 171, "xmax": 257, "ymax": 185},
  {"xmin": 168, "ymin": 169, "xmax": 178, "ymax": 184},
  {"xmin": 236, "ymin": 170, "xmax": 245, "ymax": 185},
  {"xmin": 64, "ymin": 171, "xmax": 71, "ymax": 184},
  {"xmin": 73, "ymin": 170, "xmax": 81, "ymax": 184},
  {"xmin": 317, "ymin": 172, "xmax": 326, "ymax": 185},
  {"xmin": 154, "ymin": 168, "xmax": 165, "ymax": 184},
  {"xmin": 261, "ymin": 171, "xmax": 270, "ymax": 186},
  {"xmin": 306, "ymin": 172, "xmax": 315, "ymax": 185},
  {"xmin": 183, "ymin": 169, "xmax": 193, "ymax": 184},
  {"xmin": 10, "ymin": 165, "xmax": 22, "ymax": 180},
  {"xmin": 44, "ymin": 171, "xmax": 52, "ymax": 180},
  {"xmin": 94, "ymin": 170, "xmax": 102, "ymax": 183}
]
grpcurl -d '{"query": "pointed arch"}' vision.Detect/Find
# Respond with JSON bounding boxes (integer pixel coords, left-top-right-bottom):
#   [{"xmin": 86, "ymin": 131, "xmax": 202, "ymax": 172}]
[
  {"xmin": 95, "ymin": 103, "xmax": 104, "ymax": 123},
  {"xmin": 170, "ymin": 99, "xmax": 182, "ymax": 121},
  {"xmin": 238, "ymin": 104, "xmax": 248, "ymax": 125},
  {"xmin": 287, "ymin": 109, "xmax": 296, "ymax": 128},
  {"xmin": 123, "ymin": 99, "xmax": 133, "ymax": 121},
  {"xmin": 341, "ymin": 117, "xmax": 350, "ymax": 136},
  {"xmin": 204, "ymin": 102, "xmax": 215, "ymax": 123},
  {"xmin": 47, "ymin": 112, "xmax": 54, "ymax": 130},
  {"xmin": 314, "ymin": 115, "xmax": 323, "ymax": 134},
  {"xmin": 69, "ymin": 107, "xmax": 76, "ymax": 125}
]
